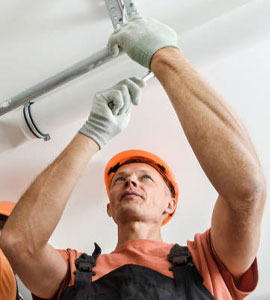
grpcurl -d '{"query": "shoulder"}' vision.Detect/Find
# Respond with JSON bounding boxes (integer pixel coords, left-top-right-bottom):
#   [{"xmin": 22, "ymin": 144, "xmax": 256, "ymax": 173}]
[
  {"xmin": 57, "ymin": 248, "xmax": 82, "ymax": 260},
  {"xmin": 187, "ymin": 229, "xmax": 258, "ymax": 299},
  {"xmin": 32, "ymin": 248, "xmax": 84, "ymax": 300},
  {"xmin": 55, "ymin": 248, "xmax": 84, "ymax": 288},
  {"xmin": 57, "ymin": 248, "xmax": 83, "ymax": 276}
]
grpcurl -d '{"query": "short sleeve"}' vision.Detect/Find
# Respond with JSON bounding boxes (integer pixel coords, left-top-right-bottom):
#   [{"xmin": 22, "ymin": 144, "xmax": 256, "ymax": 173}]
[
  {"xmin": 187, "ymin": 228, "xmax": 259, "ymax": 300},
  {"xmin": 32, "ymin": 248, "xmax": 82, "ymax": 300},
  {"xmin": 0, "ymin": 249, "xmax": 17, "ymax": 300},
  {"xmin": 208, "ymin": 230, "xmax": 258, "ymax": 296}
]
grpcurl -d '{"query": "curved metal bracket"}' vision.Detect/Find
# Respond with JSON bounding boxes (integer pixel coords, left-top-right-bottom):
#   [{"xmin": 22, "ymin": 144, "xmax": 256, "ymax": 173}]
[
  {"xmin": 23, "ymin": 102, "xmax": 51, "ymax": 141},
  {"xmin": 104, "ymin": 0, "xmax": 138, "ymax": 29}
]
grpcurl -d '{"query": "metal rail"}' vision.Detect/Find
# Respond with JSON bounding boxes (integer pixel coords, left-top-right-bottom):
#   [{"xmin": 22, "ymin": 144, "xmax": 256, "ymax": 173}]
[
  {"xmin": 0, "ymin": 48, "xmax": 124, "ymax": 116},
  {"xmin": 0, "ymin": 0, "xmax": 146, "ymax": 117}
]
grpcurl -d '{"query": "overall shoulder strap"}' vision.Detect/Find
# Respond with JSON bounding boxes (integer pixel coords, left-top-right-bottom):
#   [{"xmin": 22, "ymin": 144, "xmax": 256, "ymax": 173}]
[
  {"xmin": 168, "ymin": 244, "xmax": 217, "ymax": 300},
  {"xmin": 168, "ymin": 244, "xmax": 203, "ymax": 285},
  {"xmin": 74, "ymin": 243, "xmax": 101, "ymax": 287},
  {"xmin": 168, "ymin": 244, "xmax": 192, "ymax": 267}
]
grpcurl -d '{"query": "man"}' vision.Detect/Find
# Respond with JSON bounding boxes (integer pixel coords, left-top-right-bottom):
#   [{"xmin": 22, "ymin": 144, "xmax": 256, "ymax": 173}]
[
  {"xmin": 0, "ymin": 15, "xmax": 266, "ymax": 300},
  {"xmin": 0, "ymin": 201, "xmax": 24, "ymax": 300}
]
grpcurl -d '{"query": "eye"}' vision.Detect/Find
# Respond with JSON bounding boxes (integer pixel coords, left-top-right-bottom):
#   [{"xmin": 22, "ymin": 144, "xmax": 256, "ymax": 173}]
[
  {"xmin": 115, "ymin": 177, "xmax": 125, "ymax": 183},
  {"xmin": 142, "ymin": 175, "xmax": 152, "ymax": 180}
]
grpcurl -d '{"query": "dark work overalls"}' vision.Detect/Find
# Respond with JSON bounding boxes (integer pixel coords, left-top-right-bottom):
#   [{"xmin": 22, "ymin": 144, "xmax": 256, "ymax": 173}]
[{"xmin": 59, "ymin": 243, "xmax": 217, "ymax": 300}]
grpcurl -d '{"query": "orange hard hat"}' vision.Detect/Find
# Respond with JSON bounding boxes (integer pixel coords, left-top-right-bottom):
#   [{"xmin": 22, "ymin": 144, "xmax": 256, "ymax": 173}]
[
  {"xmin": 0, "ymin": 201, "xmax": 16, "ymax": 217},
  {"xmin": 104, "ymin": 150, "xmax": 179, "ymax": 226}
]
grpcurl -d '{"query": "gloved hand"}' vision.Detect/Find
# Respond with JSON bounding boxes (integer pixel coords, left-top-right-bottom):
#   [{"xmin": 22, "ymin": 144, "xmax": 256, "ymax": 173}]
[
  {"xmin": 79, "ymin": 77, "xmax": 145, "ymax": 149},
  {"xmin": 108, "ymin": 15, "xmax": 179, "ymax": 69}
]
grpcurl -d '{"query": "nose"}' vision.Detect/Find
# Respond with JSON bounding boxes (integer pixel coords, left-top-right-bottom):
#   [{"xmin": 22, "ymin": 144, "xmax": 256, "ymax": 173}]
[{"xmin": 124, "ymin": 177, "xmax": 137, "ymax": 188}]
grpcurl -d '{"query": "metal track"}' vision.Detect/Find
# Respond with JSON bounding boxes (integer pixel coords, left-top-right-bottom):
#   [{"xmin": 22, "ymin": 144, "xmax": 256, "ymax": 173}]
[{"xmin": 0, "ymin": 0, "xmax": 141, "ymax": 117}]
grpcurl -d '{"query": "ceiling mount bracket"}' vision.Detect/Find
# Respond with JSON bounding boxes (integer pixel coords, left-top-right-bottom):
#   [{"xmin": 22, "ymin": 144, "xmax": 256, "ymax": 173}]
[
  {"xmin": 23, "ymin": 102, "xmax": 51, "ymax": 141},
  {"xmin": 104, "ymin": 0, "xmax": 138, "ymax": 29}
]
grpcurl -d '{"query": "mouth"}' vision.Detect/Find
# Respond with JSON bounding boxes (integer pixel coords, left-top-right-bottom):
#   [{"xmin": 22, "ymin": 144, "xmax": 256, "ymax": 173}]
[{"xmin": 121, "ymin": 191, "xmax": 142, "ymax": 200}]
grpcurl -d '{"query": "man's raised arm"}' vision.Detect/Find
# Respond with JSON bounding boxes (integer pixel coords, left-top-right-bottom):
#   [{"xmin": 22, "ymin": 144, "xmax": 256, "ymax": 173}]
[
  {"xmin": 0, "ymin": 133, "xmax": 98, "ymax": 298},
  {"xmin": 150, "ymin": 47, "xmax": 266, "ymax": 279},
  {"xmin": 108, "ymin": 15, "xmax": 266, "ymax": 281},
  {"xmin": 0, "ymin": 77, "xmax": 145, "ymax": 299}
]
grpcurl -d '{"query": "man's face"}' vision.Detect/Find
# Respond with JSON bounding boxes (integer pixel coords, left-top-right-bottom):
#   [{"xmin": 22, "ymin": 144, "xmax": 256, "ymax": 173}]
[{"xmin": 107, "ymin": 163, "xmax": 176, "ymax": 226}]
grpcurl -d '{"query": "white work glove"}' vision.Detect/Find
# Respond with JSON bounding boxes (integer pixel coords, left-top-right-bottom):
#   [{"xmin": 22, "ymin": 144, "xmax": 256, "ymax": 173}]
[
  {"xmin": 108, "ymin": 14, "xmax": 179, "ymax": 69},
  {"xmin": 79, "ymin": 77, "xmax": 145, "ymax": 149}
]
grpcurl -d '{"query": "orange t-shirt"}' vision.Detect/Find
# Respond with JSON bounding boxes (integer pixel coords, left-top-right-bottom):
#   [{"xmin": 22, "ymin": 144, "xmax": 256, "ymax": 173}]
[
  {"xmin": 33, "ymin": 229, "xmax": 258, "ymax": 300},
  {"xmin": 0, "ymin": 248, "xmax": 17, "ymax": 300}
]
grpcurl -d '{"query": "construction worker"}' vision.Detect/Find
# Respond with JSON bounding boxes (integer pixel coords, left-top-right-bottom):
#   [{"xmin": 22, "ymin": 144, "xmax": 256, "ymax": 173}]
[
  {"xmin": 0, "ymin": 201, "xmax": 24, "ymax": 300},
  {"xmin": 0, "ymin": 15, "xmax": 266, "ymax": 300}
]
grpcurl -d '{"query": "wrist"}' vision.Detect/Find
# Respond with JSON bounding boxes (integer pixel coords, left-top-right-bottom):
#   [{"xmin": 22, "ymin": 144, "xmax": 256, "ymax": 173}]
[
  {"xmin": 151, "ymin": 47, "xmax": 182, "ymax": 71},
  {"xmin": 77, "ymin": 132, "xmax": 100, "ymax": 152}
]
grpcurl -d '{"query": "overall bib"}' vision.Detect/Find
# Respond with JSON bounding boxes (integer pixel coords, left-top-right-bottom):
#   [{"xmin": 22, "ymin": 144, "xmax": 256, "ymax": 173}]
[{"xmin": 59, "ymin": 243, "xmax": 216, "ymax": 300}]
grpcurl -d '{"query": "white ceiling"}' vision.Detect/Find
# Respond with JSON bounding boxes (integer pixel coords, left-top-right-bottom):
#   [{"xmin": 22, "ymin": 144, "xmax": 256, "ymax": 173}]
[{"xmin": 0, "ymin": 1, "xmax": 270, "ymax": 299}]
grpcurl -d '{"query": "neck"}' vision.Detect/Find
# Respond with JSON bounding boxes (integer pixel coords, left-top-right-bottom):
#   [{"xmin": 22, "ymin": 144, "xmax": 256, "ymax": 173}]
[{"xmin": 115, "ymin": 221, "xmax": 163, "ymax": 251}]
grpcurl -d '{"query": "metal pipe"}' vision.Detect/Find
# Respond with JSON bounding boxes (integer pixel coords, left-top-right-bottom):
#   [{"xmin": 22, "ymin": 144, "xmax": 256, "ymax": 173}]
[
  {"xmin": 142, "ymin": 71, "xmax": 155, "ymax": 84},
  {"xmin": 0, "ymin": 0, "xmax": 149, "ymax": 118},
  {"xmin": 0, "ymin": 48, "xmax": 124, "ymax": 117}
]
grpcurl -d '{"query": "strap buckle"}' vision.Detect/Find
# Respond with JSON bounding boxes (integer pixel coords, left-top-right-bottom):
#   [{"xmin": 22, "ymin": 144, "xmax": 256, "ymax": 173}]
[
  {"xmin": 167, "ymin": 244, "xmax": 192, "ymax": 270},
  {"xmin": 75, "ymin": 254, "xmax": 96, "ymax": 272},
  {"xmin": 168, "ymin": 255, "xmax": 189, "ymax": 267}
]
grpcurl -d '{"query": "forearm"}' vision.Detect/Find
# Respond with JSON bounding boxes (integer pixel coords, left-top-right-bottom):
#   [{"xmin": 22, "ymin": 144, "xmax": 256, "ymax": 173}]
[
  {"xmin": 151, "ymin": 48, "xmax": 264, "ymax": 200},
  {"xmin": 0, "ymin": 133, "xmax": 99, "ymax": 254}
]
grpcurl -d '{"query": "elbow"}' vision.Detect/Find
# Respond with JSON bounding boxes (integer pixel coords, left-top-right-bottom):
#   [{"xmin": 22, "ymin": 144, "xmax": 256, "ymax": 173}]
[
  {"xmin": 246, "ymin": 169, "xmax": 266, "ymax": 199},
  {"xmin": 0, "ymin": 228, "xmax": 30, "ymax": 260},
  {"xmin": 0, "ymin": 229, "xmax": 21, "ymax": 258},
  {"xmin": 0, "ymin": 230, "xmax": 35, "ymax": 276},
  {"xmin": 0, "ymin": 226, "xmax": 45, "ymax": 259},
  {"xmin": 235, "ymin": 170, "xmax": 267, "ymax": 210}
]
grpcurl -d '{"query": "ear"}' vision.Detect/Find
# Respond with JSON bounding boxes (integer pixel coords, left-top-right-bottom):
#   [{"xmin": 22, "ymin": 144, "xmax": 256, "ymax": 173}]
[
  {"xmin": 107, "ymin": 203, "xmax": 112, "ymax": 218},
  {"xmin": 165, "ymin": 198, "xmax": 176, "ymax": 215}
]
